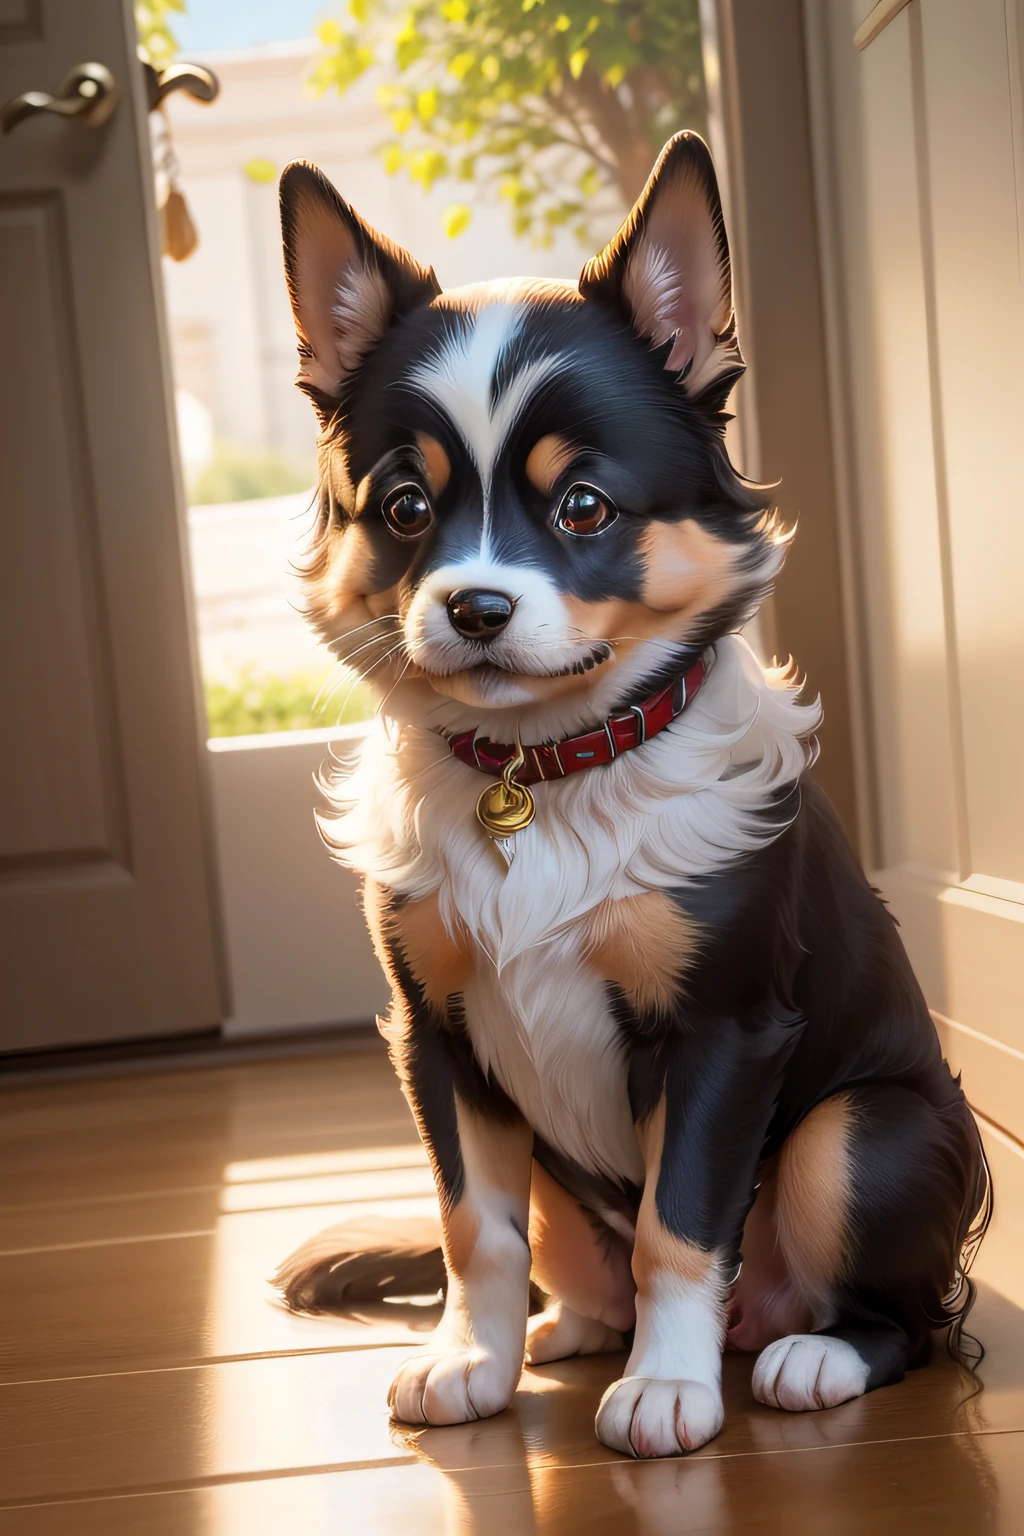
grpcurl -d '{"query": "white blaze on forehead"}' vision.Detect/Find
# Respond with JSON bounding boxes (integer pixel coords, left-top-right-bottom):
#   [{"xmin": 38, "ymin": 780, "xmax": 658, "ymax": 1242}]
[{"xmin": 408, "ymin": 303, "xmax": 568, "ymax": 495}]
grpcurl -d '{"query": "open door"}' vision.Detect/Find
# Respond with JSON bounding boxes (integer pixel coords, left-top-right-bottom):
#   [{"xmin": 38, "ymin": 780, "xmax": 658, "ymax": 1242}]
[{"xmin": 0, "ymin": 0, "xmax": 224, "ymax": 1052}]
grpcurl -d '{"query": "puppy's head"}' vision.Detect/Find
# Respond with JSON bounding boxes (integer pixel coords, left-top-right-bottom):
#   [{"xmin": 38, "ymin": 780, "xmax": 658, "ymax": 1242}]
[{"xmin": 280, "ymin": 133, "xmax": 787, "ymax": 721}]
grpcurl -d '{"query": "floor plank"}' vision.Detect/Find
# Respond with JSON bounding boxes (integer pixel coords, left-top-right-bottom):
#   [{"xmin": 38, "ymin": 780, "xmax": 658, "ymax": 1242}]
[
  {"xmin": 0, "ymin": 1052, "xmax": 415, "ymax": 1208},
  {"xmin": 2, "ymin": 1428, "xmax": 1021, "ymax": 1534},
  {"xmin": 1, "ymin": 1289, "xmax": 1023, "ymax": 1504},
  {"xmin": 0, "ymin": 1148, "xmax": 433, "ymax": 1253},
  {"xmin": 0, "ymin": 1200, "xmax": 443, "ymax": 1381}
]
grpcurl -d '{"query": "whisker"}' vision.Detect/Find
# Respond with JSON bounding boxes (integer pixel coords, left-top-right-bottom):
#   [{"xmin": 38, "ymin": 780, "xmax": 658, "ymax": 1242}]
[
  {"xmin": 313, "ymin": 630, "xmax": 404, "ymax": 713},
  {"xmin": 376, "ymin": 654, "xmax": 414, "ymax": 716},
  {"xmin": 332, "ymin": 627, "xmax": 403, "ymax": 668},
  {"xmin": 319, "ymin": 641, "xmax": 409, "ymax": 724},
  {"xmin": 329, "ymin": 612, "xmax": 401, "ymax": 639},
  {"xmin": 329, "ymin": 615, "xmax": 402, "ymax": 658}
]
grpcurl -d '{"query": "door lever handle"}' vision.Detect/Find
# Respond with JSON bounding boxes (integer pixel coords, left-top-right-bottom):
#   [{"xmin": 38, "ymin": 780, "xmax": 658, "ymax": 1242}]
[
  {"xmin": 1, "ymin": 62, "xmax": 118, "ymax": 135},
  {"xmin": 142, "ymin": 60, "xmax": 220, "ymax": 113}
]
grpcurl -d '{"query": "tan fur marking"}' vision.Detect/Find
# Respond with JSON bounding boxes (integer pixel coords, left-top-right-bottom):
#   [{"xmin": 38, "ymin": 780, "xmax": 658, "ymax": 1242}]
[
  {"xmin": 525, "ymin": 433, "xmax": 576, "ymax": 494},
  {"xmin": 366, "ymin": 584, "xmax": 400, "ymax": 620},
  {"xmin": 586, "ymin": 892, "xmax": 698, "ymax": 1015},
  {"xmin": 363, "ymin": 878, "xmax": 399, "ymax": 989},
  {"xmin": 449, "ymin": 1100, "xmax": 532, "ymax": 1271},
  {"xmin": 640, "ymin": 519, "xmax": 746, "ymax": 615},
  {"xmin": 559, "ymin": 520, "xmax": 756, "ymax": 669},
  {"xmin": 561, "ymin": 594, "xmax": 698, "ymax": 674},
  {"xmin": 444, "ymin": 1188, "xmax": 482, "ymax": 1272},
  {"xmin": 354, "ymin": 474, "xmax": 372, "ymax": 515},
  {"xmin": 301, "ymin": 516, "xmax": 401, "ymax": 654},
  {"xmin": 775, "ymin": 1093, "xmax": 855, "ymax": 1289},
  {"xmin": 416, "ymin": 431, "xmax": 451, "ymax": 496},
  {"xmin": 632, "ymin": 1099, "xmax": 715, "ymax": 1291},
  {"xmin": 363, "ymin": 882, "xmax": 472, "ymax": 1011}
]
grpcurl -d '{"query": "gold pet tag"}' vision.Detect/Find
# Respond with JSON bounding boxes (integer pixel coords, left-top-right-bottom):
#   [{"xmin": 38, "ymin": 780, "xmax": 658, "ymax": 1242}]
[{"xmin": 475, "ymin": 741, "xmax": 536, "ymax": 840}]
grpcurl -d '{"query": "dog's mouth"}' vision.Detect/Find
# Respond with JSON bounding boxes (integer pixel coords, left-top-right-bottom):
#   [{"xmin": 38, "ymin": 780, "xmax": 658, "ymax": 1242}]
[{"xmin": 456, "ymin": 643, "xmax": 613, "ymax": 683}]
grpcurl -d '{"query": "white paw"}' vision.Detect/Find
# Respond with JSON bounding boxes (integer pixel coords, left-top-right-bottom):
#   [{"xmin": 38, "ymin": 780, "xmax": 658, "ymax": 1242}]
[
  {"xmin": 752, "ymin": 1334, "xmax": 870, "ymax": 1412},
  {"xmin": 525, "ymin": 1303, "xmax": 624, "ymax": 1365},
  {"xmin": 595, "ymin": 1376, "xmax": 724, "ymax": 1458},
  {"xmin": 388, "ymin": 1348, "xmax": 518, "ymax": 1426}
]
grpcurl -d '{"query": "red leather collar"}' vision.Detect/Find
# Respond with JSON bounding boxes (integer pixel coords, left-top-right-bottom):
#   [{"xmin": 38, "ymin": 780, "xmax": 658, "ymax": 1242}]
[{"xmin": 446, "ymin": 653, "xmax": 709, "ymax": 786}]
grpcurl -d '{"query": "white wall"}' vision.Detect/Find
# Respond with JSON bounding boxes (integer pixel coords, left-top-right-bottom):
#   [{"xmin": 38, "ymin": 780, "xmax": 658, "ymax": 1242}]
[{"xmin": 208, "ymin": 727, "xmax": 389, "ymax": 1034}]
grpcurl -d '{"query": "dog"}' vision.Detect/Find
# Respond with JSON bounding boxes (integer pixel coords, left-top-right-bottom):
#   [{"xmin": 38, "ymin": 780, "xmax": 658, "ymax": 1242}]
[{"xmin": 273, "ymin": 132, "xmax": 989, "ymax": 1458}]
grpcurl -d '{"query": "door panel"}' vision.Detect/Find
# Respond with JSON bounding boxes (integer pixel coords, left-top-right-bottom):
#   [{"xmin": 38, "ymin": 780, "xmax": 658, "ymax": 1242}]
[
  {"xmin": 0, "ymin": 194, "xmax": 129, "ymax": 870},
  {"xmin": 918, "ymin": 0, "xmax": 1024, "ymax": 884},
  {"xmin": 0, "ymin": 1, "xmax": 40, "ymax": 41},
  {"xmin": 0, "ymin": 0, "xmax": 224, "ymax": 1050},
  {"xmin": 806, "ymin": 0, "xmax": 1024, "ymax": 1143}
]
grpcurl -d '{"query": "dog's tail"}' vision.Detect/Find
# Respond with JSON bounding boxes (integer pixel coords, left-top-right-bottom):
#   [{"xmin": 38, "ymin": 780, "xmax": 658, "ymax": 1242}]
[{"xmin": 272, "ymin": 1213, "xmax": 445, "ymax": 1315}]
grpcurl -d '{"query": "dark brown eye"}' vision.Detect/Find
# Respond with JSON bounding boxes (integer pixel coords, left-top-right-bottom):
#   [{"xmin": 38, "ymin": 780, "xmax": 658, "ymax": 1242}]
[
  {"xmin": 554, "ymin": 484, "xmax": 618, "ymax": 538},
  {"xmin": 381, "ymin": 484, "xmax": 434, "ymax": 540}
]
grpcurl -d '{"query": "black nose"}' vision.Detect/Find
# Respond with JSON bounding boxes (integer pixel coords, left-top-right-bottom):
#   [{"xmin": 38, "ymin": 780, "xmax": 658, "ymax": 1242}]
[{"xmin": 446, "ymin": 588, "xmax": 515, "ymax": 640}]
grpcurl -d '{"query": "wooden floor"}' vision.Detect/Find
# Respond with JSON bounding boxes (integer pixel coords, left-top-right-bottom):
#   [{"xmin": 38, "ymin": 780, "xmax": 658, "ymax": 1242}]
[{"xmin": 1, "ymin": 1044, "xmax": 1023, "ymax": 1534}]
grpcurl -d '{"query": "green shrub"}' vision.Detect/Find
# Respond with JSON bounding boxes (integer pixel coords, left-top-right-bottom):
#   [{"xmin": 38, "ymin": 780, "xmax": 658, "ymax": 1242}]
[
  {"xmin": 189, "ymin": 442, "xmax": 315, "ymax": 505},
  {"xmin": 204, "ymin": 665, "xmax": 374, "ymax": 737}
]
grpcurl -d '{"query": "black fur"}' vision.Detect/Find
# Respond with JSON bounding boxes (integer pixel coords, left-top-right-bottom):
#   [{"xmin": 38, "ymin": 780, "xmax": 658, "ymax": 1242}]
[
  {"xmin": 374, "ymin": 892, "xmax": 523, "ymax": 1224},
  {"xmin": 618, "ymin": 777, "xmax": 987, "ymax": 1375}
]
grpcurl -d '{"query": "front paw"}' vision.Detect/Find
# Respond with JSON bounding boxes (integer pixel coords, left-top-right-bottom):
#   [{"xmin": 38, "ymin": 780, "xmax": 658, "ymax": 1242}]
[
  {"xmin": 388, "ymin": 1348, "xmax": 519, "ymax": 1426},
  {"xmin": 595, "ymin": 1376, "xmax": 724, "ymax": 1458}
]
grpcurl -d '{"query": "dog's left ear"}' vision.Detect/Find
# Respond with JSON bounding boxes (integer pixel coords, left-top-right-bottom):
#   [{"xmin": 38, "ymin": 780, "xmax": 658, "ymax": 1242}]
[
  {"xmin": 579, "ymin": 132, "xmax": 743, "ymax": 409},
  {"xmin": 280, "ymin": 160, "xmax": 441, "ymax": 412}
]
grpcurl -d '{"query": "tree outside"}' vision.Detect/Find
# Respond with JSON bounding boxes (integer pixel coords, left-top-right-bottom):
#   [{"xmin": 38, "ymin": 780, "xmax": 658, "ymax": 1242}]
[
  {"xmin": 136, "ymin": 0, "xmax": 187, "ymax": 67},
  {"xmin": 312, "ymin": 0, "xmax": 707, "ymax": 246},
  {"xmin": 138, "ymin": 0, "xmax": 708, "ymax": 249}
]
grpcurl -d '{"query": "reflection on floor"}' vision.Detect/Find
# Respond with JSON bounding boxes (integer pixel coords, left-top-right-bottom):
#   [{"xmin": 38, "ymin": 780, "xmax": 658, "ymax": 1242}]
[{"xmin": 1, "ymin": 1044, "xmax": 1023, "ymax": 1533}]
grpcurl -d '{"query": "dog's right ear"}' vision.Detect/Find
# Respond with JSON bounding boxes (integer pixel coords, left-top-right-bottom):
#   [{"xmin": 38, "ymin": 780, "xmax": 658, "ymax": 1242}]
[
  {"xmin": 279, "ymin": 161, "xmax": 440, "ymax": 412},
  {"xmin": 579, "ymin": 133, "xmax": 743, "ymax": 412}
]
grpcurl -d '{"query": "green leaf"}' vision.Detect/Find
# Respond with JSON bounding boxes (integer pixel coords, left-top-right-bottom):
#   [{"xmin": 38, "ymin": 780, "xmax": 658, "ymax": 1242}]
[
  {"xmin": 395, "ymin": 10, "xmax": 425, "ymax": 70},
  {"xmin": 244, "ymin": 157, "xmax": 278, "ymax": 184},
  {"xmin": 409, "ymin": 148, "xmax": 449, "ymax": 188},
  {"xmin": 578, "ymin": 164, "xmax": 600, "ymax": 197},
  {"xmin": 448, "ymin": 49, "xmax": 475, "ymax": 80},
  {"xmin": 442, "ymin": 202, "xmax": 472, "ymax": 237},
  {"xmin": 308, "ymin": 0, "xmax": 710, "ymax": 249}
]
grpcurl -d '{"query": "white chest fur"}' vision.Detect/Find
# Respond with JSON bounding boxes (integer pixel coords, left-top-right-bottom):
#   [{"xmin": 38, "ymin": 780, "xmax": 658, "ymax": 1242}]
[
  {"xmin": 320, "ymin": 637, "xmax": 819, "ymax": 1179},
  {"xmin": 462, "ymin": 927, "xmax": 645, "ymax": 1183}
]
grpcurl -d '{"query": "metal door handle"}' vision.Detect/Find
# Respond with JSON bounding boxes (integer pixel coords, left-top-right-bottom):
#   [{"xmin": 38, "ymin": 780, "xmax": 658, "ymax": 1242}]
[
  {"xmin": 142, "ymin": 60, "xmax": 220, "ymax": 113},
  {"xmin": 1, "ymin": 62, "xmax": 118, "ymax": 136}
]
